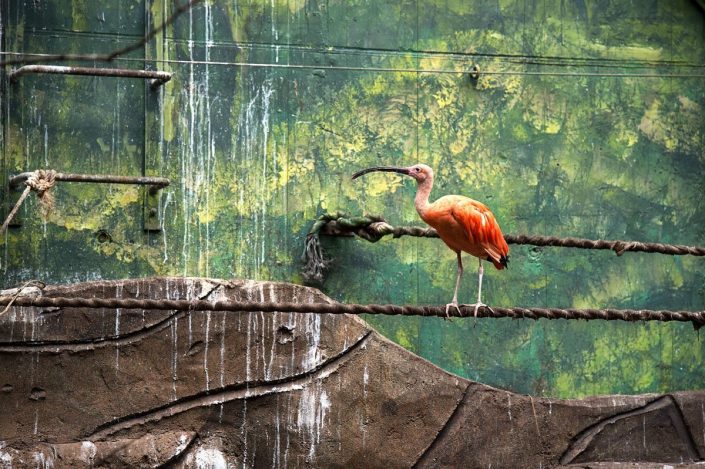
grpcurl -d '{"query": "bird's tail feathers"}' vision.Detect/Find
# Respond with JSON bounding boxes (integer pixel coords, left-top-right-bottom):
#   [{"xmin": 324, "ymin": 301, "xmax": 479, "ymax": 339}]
[{"xmin": 484, "ymin": 245, "xmax": 509, "ymax": 270}]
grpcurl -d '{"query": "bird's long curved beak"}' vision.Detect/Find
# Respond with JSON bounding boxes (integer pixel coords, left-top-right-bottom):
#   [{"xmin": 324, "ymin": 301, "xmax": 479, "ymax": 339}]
[{"xmin": 351, "ymin": 166, "xmax": 410, "ymax": 180}]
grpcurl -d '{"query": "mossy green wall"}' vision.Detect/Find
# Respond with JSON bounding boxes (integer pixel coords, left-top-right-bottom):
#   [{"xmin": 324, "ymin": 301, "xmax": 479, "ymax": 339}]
[{"xmin": 2, "ymin": 0, "xmax": 704, "ymax": 397}]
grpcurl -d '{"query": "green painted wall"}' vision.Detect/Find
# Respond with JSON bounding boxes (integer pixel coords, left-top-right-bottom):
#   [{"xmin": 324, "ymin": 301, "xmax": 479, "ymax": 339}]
[{"xmin": 2, "ymin": 0, "xmax": 704, "ymax": 398}]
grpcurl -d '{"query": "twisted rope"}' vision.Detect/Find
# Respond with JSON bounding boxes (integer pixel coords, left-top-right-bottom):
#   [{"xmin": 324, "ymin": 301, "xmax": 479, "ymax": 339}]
[
  {"xmin": 302, "ymin": 213, "xmax": 705, "ymax": 282},
  {"xmin": 1, "ymin": 169, "xmax": 57, "ymax": 235},
  {"xmin": 0, "ymin": 280, "xmax": 46, "ymax": 316},
  {"xmin": 0, "ymin": 295, "xmax": 703, "ymax": 329}
]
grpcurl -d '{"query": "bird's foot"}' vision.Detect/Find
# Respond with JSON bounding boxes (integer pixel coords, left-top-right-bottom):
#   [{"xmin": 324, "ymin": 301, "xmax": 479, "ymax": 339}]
[
  {"xmin": 444, "ymin": 302, "xmax": 461, "ymax": 321},
  {"xmin": 460, "ymin": 302, "xmax": 493, "ymax": 318}
]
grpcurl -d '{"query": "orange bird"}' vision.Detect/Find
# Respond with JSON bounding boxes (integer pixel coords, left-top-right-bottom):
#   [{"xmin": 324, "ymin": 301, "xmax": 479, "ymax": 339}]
[{"xmin": 352, "ymin": 163, "xmax": 509, "ymax": 317}]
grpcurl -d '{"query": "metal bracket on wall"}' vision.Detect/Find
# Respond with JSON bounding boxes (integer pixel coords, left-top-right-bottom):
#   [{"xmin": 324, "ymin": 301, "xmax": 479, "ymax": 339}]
[
  {"xmin": 6, "ymin": 172, "xmax": 170, "ymax": 231},
  {"xmin": 8, "ymin": 65, "xmax": 172, "ymax": 88}
]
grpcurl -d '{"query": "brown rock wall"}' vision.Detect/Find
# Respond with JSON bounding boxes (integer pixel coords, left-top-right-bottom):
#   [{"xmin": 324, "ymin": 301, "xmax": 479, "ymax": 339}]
[{"xmin": 0, "ymin": 278, "xmax": 702, "ymax": 468}]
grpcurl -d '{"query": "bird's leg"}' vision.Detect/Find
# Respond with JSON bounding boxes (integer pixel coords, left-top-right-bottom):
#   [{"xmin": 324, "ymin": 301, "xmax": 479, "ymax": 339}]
[
  {"xmin": 445, "ymin": 252, "xmax": 463, "ymax": 319},
  {"xmin": 477, "ymin": 259, "xmax": 484, "ymax": 306},
  {"xmin": 460, "ymin": 257, "xmax": 493, "ymax": 320},
  {"xmin": 471, "ymin": 257, "xmax": 493, "ymax": 318}
]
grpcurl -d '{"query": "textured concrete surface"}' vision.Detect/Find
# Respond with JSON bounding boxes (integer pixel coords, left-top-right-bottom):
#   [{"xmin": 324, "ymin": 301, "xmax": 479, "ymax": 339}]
[{"xmin": 0, "ymin": 277, "xmax": 703, "ymax": 468}]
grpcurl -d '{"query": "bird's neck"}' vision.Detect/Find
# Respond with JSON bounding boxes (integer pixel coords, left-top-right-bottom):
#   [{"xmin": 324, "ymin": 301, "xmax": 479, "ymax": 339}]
[{"xmin": 414, "ymin": 178, "xmax": 433, "ymax": 217}]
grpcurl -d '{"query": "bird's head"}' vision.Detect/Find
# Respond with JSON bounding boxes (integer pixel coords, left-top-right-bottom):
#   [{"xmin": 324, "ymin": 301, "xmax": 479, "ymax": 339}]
[{"xmin": 352, "ymin": 163, "xmax": 433, "ymax": 184}]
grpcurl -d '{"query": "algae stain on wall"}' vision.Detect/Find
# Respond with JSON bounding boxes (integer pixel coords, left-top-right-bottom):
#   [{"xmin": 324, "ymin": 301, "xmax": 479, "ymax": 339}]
[{"xmin": 1, "ymin": 0, "xmax": 704, "ymax": 398}]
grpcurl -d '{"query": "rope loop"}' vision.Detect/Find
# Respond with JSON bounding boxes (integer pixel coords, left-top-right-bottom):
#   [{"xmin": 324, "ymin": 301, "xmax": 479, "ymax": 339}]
[{"xmin": 25, "ymin": 169, "xmax": 57, "ymax": 194}]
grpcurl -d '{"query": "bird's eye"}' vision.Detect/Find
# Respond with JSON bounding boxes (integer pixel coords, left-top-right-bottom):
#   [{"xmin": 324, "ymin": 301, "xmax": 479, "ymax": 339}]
[{"xmin": 414, "ymin": 167, "xmax": 420, "ymax": 172}]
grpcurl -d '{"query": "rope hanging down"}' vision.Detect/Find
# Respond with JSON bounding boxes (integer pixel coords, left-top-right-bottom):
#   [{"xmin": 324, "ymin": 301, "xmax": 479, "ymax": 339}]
[
  {"xmin": 0, "ymin": 169, "xmax": 56, "ymax": 235},
  {"xmin": 302, "ymin": 213, "xmax": 705, "ymax": 283},
  {"xmin": 0, "ymin": 295, "xmax": 703, "ymax": 329}
]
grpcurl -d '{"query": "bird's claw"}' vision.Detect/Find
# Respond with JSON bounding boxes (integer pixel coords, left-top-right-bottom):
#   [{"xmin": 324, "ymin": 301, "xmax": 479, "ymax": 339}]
[
  {"xmin": 444, "ymin": 302, "xmax": 461, "ymax": 321},
  {"xmin": 459, "ymin": 302, "xmax": 493, "ymax": 318}
]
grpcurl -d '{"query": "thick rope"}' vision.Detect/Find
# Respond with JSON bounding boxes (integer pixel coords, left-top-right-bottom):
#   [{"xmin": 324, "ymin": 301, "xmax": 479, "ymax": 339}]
[
  {"xmin": 302, "ymin": 213, "xmax": 705, "ymax": 282},
  {"xmin": 0, "ymin": 186, "xmax": 32, "ymax": 236},
  {"xmin": 0, "ymin": 295, "xmax": 703, "ymax": 330},
  {"xmin": 0, "ymin": 169, "xmax": 57, "ymax": 235},
  {"xmin": 301, "ymin": 233, "xmax": 332, "ymax": 284},
  {"xmin": 0, "ymin": 280, "xmax": 46, "ymax": 316}
]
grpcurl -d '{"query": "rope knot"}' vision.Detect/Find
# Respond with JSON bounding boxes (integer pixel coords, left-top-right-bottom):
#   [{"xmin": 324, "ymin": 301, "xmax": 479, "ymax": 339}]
[
  {"xmin": 25, "ymin": 169, "xmax": 57, "ymax": 216},
  {"xmin": 359, "ymin": 221, "xmax": 393, "ymax": 242},
  {"xmin": 613, "ymin": 241, "xmax": 638, "ymax": 256}
]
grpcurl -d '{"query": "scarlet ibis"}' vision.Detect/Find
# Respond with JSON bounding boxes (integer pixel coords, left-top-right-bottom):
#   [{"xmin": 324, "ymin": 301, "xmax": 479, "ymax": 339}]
[{"xmin": 352, "ymin": 164, "xmax": 509, "ymax": 317}]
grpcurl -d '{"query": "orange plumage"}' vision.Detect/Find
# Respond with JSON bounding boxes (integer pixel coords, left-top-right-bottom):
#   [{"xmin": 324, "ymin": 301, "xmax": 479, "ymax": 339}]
[
  {"xmin": 352, "ymin": 163, "xmax": 509, "ymax": 316},
  {"xmin": 421, "ymin": 195, "xmax": 509, "ymax": 270}
]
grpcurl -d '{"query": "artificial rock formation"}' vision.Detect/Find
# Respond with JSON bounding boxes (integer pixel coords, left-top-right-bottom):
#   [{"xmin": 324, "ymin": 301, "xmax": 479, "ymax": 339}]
[{"xmin": 0, "ymin": 277, "xmax": 703, "ymax": 468}]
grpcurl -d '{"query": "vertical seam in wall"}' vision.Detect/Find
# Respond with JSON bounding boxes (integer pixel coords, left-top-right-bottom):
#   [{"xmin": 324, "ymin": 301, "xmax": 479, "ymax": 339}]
[
  {"xmin": 1, "ymin": 1, "xmax": 10, "ymax": 281},
  {"xmin": 415, "ymin": 0, "xmax": 420, "ymax": 320}
]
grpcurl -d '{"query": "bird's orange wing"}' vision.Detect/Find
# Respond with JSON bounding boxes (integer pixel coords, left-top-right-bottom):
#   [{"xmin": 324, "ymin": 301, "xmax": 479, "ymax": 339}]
[{"xmin": 449, "ymin": 198, "xmax": 509, "ymax": 270}]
